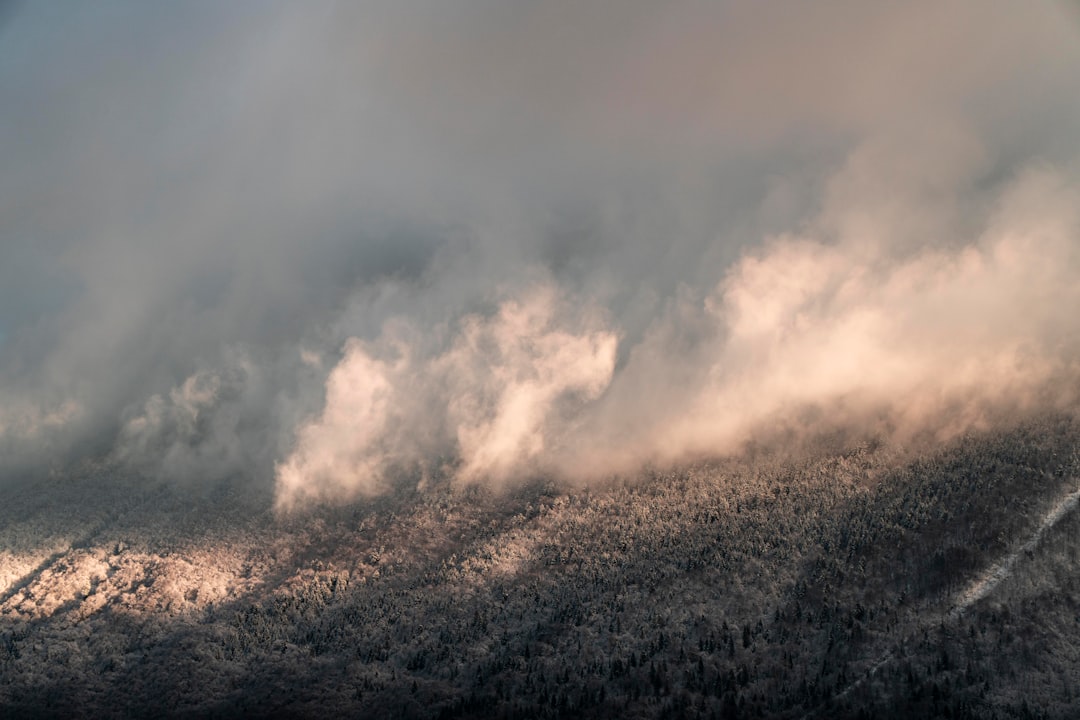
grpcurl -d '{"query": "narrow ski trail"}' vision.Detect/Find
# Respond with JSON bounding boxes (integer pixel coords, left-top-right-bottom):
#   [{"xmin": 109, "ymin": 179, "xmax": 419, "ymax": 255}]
[
  {"xmin": 948, "ymin": 481, "xmax": 1080, "ymax": 620},
  {"xmin": 802, "ymin": 479, "xmax": 1080, "ymax": 719}
]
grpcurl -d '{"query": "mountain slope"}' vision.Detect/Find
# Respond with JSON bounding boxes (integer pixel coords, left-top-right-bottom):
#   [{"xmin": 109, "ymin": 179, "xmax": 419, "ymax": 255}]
[{"xmin": 2, "ymin": 415, "xmax": 1080, "ymax": 718}]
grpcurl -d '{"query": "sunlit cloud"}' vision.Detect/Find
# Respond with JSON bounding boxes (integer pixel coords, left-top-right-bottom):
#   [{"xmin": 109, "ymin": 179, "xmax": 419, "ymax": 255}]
[{"xmin": 0, "ymin": 1, "xmax": 1077, "ymax": 507}]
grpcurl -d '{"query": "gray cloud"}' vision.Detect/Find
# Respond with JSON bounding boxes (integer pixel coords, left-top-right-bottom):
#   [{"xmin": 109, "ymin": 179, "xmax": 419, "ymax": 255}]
[{"xmin": 1, "ymin": 2, "xmax": 1079, "ymax": 502}]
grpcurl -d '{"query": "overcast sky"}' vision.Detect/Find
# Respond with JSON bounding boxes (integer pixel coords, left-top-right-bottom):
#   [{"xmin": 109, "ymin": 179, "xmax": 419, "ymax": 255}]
[{"xmin": 3, "ymin": 2, "xmax": 1080, "ymax": 504}]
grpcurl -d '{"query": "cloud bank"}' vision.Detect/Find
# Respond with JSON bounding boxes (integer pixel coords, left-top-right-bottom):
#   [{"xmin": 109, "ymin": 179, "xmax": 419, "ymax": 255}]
[{"xmin": 1, "ymin": 1, "xmax": 1079, "ymax": 507}]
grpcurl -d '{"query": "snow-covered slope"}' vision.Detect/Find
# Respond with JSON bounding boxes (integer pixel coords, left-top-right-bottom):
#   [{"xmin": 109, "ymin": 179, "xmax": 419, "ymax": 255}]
[{"xmin": 3, "ymin": 415, "xmax": 1080, "ymax": 719}]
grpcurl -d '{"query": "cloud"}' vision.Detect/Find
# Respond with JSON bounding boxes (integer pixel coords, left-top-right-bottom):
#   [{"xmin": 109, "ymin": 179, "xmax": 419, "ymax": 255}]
[
  {"xmin": 274, "ymin": 283, "xmax": 617, "ymax": 510},
  {"xmin": 561, "ymin": 161, "xmax": 1080, "ymax": 477},
  {"xmin": 0, "ymin": 2, "xmax": 1079, "ymax": 504},
  {"xmin": 274, "ymin": 149, "xmax": 1080, "ymax": 504}
]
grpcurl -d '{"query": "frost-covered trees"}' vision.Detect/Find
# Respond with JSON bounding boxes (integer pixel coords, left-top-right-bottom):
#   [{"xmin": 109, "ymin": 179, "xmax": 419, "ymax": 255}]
[{"xmin": 2, "ymin": 415, "xmax": 1080, "ymax": 718}]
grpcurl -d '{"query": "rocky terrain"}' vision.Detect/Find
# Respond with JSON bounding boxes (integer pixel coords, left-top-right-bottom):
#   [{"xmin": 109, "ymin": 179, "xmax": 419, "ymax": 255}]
[{"xmin": 2, "ymin": 414, "xmax": 1080, "ymax": 718}]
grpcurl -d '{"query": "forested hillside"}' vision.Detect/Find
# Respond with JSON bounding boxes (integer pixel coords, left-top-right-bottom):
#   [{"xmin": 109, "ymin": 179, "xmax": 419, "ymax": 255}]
[{"xmin": 2, "ymin": 414, "xmax": 1079, "ymax": 718}]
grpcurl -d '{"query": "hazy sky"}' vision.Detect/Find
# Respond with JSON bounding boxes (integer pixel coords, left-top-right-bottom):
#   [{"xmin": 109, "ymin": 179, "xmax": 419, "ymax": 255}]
[{"xmin": 3, "ymin": 2, "xmax": 1080, "ymax": 505}]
